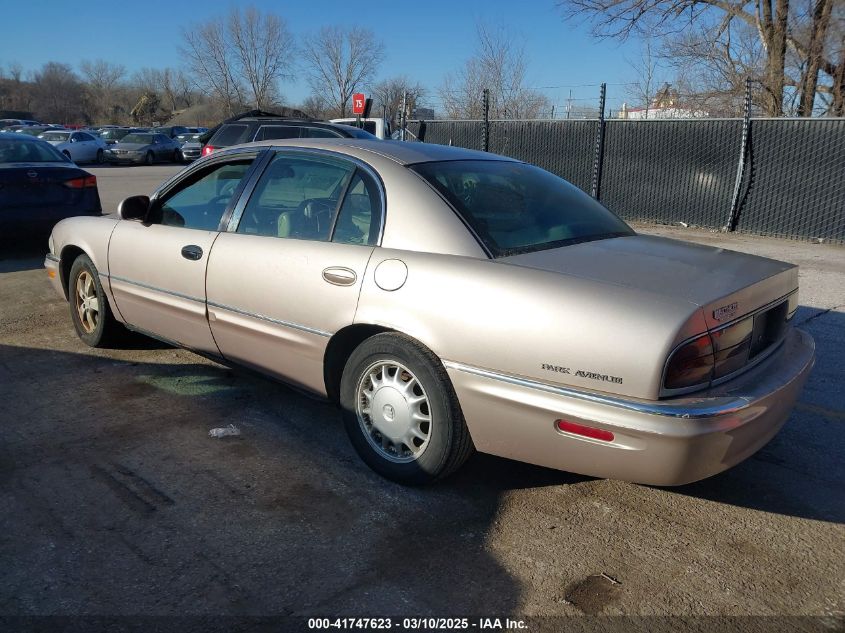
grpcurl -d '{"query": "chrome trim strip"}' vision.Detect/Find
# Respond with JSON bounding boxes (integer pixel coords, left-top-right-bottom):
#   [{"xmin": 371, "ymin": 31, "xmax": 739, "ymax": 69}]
[
  {"xmin": 108, "ymin": 274, "xmax": 205, "ymax": 304},
  {"xmin": 207, "ymin": 300, "xmax": 332, "ymax": 338},
  {"xmin": 442, "ymin": 360, "xmax": 752, "ymax": 420}
]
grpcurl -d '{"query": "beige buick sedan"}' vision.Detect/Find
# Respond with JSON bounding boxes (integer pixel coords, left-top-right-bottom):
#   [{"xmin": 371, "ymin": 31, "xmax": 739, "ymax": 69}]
[{"xmin": 45, "ymin": 140, "xmax": 815, "ymax": 485}]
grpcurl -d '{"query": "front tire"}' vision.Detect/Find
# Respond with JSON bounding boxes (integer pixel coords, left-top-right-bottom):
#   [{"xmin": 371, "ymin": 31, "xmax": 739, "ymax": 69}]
[
  {"xmin": 96, "ymin": 149, "xmax": 104, "ymax": 164},
  {"xmin": 145, "ymin": 151, "xmax": 154, "ymax": 166},
  {"xmin": 340, "ymin": 333, "xmax": 474, "ymax": 484},
  {"xmin": 68, "ymin": 254, "xmax": 122, "ymax": 347}
]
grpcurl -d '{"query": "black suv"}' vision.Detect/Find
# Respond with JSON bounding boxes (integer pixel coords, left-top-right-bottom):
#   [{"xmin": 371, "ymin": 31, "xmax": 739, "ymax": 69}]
[{"xmin": 202, "ymin": 115, "xmax": 377, "ymax": 157}]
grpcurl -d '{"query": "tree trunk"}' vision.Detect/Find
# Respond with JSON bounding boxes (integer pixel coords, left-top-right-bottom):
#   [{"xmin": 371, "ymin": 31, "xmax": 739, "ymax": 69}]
[
  {"xmin": 833, "ymin": 47, "xmax": 845, "ymax": 116},
  {"xmin": 797, "ymin": 0, "xmax": 833, "ymax": 116}
]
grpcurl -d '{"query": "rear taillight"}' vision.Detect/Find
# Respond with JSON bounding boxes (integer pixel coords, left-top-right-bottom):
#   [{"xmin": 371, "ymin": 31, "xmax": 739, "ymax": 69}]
[
  {"xmin": 63, "ymin": 175, "xmax": 97, "ymax": 189},
  {"xmin": 201, "ymin": 145, "xmax": 215, "ymax": 156},
  {"xmin": 664, "ymin": 333, "xmax": 714, "ymax": 390},
  {"xmin": 711, "ymin": 317, "xmax": 753, "ymax": 378}
]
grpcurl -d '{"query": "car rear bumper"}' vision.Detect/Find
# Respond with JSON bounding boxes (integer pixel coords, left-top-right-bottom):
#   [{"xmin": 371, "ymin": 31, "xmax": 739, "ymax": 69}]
[
  {"xmin": 1, "ymin": 207, "xmax": 100, "ymax": 236},
  {"xmin": 445, "ymin": 327, "xmax": 815, "ymax": 486}
]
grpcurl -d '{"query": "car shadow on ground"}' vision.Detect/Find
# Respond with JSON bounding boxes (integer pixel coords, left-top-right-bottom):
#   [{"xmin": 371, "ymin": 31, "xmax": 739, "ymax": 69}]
[
  {"xmin": 0, "ymin": 237, "xmax": 50, "ymax": 273},
  {"xmin": 0, "ymin": 343, "xmax": 525, "ymax": 615}
]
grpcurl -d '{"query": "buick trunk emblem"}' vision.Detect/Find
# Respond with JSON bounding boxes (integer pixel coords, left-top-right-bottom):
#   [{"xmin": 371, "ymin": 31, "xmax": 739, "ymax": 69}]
[
  {"xmin": 713, "ymin": 302, "xmax": 738, "ymax": 321},
  {"xmin": 26, "ymin": 171, "xmax": 38, "ymax": 178}
]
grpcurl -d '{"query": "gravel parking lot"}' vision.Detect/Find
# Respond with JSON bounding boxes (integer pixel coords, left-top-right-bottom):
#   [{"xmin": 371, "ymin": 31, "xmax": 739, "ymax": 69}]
[{"xmin": 1, "ymin": 165, "xmax": 843, "ymax": 628}]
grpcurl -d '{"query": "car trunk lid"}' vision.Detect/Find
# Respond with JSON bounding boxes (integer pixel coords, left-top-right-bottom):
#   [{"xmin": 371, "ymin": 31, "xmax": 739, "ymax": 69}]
[{"xmin": 500, "ymin": 234, "xmax": 797, "ymax": 330}]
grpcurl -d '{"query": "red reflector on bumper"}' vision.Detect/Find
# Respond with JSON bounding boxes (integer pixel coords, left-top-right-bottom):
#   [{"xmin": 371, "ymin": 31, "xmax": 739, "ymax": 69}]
[{"xmin": 555, "ymin": 419, "xmax": 614, "ymax": 442}]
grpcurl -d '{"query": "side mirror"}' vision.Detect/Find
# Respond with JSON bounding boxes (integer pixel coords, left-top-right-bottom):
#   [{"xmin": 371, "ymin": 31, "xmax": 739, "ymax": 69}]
[{"xmin": 118, "ymin": 195, "xmax": 150, "ymax": 221}]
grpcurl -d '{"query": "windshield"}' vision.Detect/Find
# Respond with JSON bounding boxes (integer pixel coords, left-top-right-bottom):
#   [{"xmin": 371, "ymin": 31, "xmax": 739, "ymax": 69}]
[
  {"xmin": 0, "ymin": 137, "xmax": 70, "ymax": 163},
  {"xmin": 411, "ymin": 160, "xmax": 634, "ymax": 257},
  {"xmin": 39, "ymin": 131, "xmax": 71, "ymax": 142},
  {"xmin": 121, "ymin": 134, "xmax": 154, "ymax": 144}
]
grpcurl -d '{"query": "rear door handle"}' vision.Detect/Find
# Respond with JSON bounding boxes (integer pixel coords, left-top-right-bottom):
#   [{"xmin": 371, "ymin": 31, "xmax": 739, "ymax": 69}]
[
  {"xmin": 322, "ymin": 267, "xmax": 357, "ymax": 286},
  {"xmin": 181, "ymin": 245, "xmax": 203, "ymax": 261}
]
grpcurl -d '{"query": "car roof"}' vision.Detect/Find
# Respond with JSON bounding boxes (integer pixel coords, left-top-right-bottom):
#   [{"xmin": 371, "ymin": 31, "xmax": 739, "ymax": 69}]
[{"xmin": 235, "ymin": 138, "xmax": 517, "ymax": 166}]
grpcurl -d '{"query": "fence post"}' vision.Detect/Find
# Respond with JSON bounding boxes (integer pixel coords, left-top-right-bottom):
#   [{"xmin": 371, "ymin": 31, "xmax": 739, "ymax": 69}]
[
  {"xmin": 482, "ymin": 88, "xmax": 490, "ymax": 152},
  {"xmin": 400, "ymin": 91, "xmax": 407, "ymax": 141},
  {"xmin": 590, "ymin": 82, "xmax": 607, "ymax": 200},
  {"xmin": 726, "ymin": 78, "xmax": 753, "ymax": 231}
]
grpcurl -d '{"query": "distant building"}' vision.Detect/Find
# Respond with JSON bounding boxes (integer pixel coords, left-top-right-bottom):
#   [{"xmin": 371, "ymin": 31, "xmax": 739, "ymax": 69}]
[{"xmin": 617, "ymin": 84, "xmax": 709, "ymax": 119}]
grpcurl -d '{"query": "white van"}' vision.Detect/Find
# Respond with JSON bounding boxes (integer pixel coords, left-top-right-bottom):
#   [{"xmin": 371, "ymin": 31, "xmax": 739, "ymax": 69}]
[{"xmin": 329, "ymin": 118, "xmax": 392, "ymax": 140}]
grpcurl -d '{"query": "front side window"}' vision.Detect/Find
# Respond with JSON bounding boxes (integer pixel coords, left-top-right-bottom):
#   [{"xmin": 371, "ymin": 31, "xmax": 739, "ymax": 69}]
[
  {"xmin": 236, "ymin": 152, "xmax": 361, "ymax": 241},
  {"xmin": 410, "ymin": 160, "xmax": 634, "ymax": 257},
  {"xmin": 152, "ymin": 159, "xmax": 254, "ymax": 230}
]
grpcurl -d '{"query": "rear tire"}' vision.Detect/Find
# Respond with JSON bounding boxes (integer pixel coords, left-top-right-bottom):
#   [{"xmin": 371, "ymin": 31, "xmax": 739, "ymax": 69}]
[
  {"xmin": 340, "ymin": 333, "xmax": 474, "ymax": 485},
  {"xmin": 68, "ymin": 254, "xmax": 122, "ymax": 348},
  {"xmin": 145, "ymin": 151, "xmax": 154, "ymax": 166}
]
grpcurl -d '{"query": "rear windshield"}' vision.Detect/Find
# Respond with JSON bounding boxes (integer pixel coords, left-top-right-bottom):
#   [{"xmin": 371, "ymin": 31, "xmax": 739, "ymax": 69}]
[
  {"xmin": 210, "ymin": 124, "xmax": 250, "ymax": 147},
  {"xmin": 0, "ymin": 137, "xmax": 70, "ymax": 163},
  {"xmin": 410, "ymin": 160, "xmax": 634, "ymax": 257}
]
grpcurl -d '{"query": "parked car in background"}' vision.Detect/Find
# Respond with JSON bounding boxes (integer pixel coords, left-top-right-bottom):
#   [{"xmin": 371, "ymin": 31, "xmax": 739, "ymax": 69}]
[
  {"xmin": 43, "ymin": 139, "xmax": 813, "ymax": 486},
  {"xmin": 0, "ymin": 134, "xmax": 101, "ymax": 238},
  {"xmin": 39, "ymin": 130, "xmax": 108, "ymax": 164},
  {"xmin": 13, "ymin": 126, "xmax": 54, "ymax": 137},
  {"xmin": 176, "ymin": 133, "xmax": 205, "ymax": 162},
  {"xmin": 202, "ymin": 117, "xmax": 376, "ymax": 156},
  {"xmin": 0, "ymin": 118, "xmax": 41, "ymax": 129},
  {"xmin": 150, "ymin": 126, "xmax": 190, "ymax": 140},
  {"xmin": 104, "ymin": 132, "xmax": 180, "ymax": 165},
  {"xmin": 330, "ymin": 118, "xmax": 392, "ymax": 140}
]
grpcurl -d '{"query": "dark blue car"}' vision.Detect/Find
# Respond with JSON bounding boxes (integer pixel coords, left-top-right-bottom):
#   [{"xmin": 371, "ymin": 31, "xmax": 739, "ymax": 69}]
[{"xmin": 0, "ymin": 134, "xmax": 101, "ymax": 239}]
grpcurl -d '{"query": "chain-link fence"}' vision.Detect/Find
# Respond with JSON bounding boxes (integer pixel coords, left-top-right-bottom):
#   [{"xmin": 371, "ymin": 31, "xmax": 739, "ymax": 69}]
[{"xmin": 404, "ymin": 117, "xmax": 845, "ymax": 244}]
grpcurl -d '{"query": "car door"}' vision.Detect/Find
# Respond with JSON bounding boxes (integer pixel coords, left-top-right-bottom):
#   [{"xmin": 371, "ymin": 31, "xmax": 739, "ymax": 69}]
[
  {"xmin": 77, "ymin": 132, "xmax": 98, "ymax": 161},
  {"xmin": 205, "ymin": 149, "xmax": 383, "ymax": 394},
  {"xmin": 108, "ymin": 152, "xmax": 263, "ymax": 353}
]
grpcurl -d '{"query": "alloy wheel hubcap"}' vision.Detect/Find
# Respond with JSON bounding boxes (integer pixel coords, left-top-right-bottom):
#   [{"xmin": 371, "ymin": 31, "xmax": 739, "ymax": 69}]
[
  {"xmin": 75, "ymin": 271, "xmax": 99, "ymax": 334},
  {"xmin": 356, "ymin": 360, "xmax": 432, "ymax": 463}
]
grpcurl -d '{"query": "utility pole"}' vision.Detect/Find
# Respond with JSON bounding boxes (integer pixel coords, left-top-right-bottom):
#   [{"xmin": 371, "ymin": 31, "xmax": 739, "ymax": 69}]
[{"xmin": 400, "ymin": 91, "xmax": 407, "ymax": 141}]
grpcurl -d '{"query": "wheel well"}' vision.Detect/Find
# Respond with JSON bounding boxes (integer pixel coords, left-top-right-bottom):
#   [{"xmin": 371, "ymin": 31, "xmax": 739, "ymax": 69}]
[
  {"xmin": 59, "ymin": 245, "xmax": 86, "ymax": 300},
  {"xmin": 323, "ymin": 324, "xmax": 394, "ymax": 404}
]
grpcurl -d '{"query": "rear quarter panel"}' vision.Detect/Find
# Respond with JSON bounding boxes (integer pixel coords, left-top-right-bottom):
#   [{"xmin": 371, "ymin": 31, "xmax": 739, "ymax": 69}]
[{"xmin": 354, "ymin": 248, "xmax": 705, "ymax": 400}]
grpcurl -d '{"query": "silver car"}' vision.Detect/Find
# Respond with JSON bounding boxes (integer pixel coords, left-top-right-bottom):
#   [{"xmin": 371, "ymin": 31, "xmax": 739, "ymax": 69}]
[
  {"xmin": 44, "ymin": 140, "xmax": 814, "ymax": 485},
  {"xmin": 38, "ymin": 130, "xmax": 109, "ymax": 164}
]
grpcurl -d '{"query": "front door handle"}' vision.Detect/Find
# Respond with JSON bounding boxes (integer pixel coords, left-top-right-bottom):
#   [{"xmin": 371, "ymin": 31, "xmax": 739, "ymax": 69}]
[
  {"xmin": 322, "ymin": 266, "xmax": 357, "ymax": 286},
  {"xmin": 181, "ymin": 245, "xmax": 203, "ymax": 261}
]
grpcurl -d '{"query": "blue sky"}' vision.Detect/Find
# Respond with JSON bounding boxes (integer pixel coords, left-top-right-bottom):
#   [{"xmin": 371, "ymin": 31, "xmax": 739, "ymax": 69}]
[{"xmin": 1, "ymin": 0, "xmax": 652, "ymax": 113}]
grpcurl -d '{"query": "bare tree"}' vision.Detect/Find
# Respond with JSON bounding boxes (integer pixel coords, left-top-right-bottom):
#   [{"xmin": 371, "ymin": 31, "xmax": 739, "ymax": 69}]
[
  {"xmin": 32, "ymin": 62, "xmax": 85, "ymax": 123},
  {"xmin": 557, "ymin": 0, "xmax": 844, "ymax": 116},
  {"xmin": 182, "ymin": 17, "xmax": 246, "ymax": 114},
  {"xmin": 228, "ymin": 6, "xmax": 295, "ymax": 109},
  {"xmin": 626, "ymin": 39, "xmax": 660, "ymax": 116},
  {"xmin": 439, "ymin": 23, "xmax": 550, "ymax": 119},
  {"xmin": 302, "ymin": 26, "xmax": 385, "ymax": 117},
  {"xmin": 373, "ymin": 76, "xmax": 427, "ymax": 123},
  {"xmin": 80, "ymin": 59, "xmax": 125, "ymax": 122}
]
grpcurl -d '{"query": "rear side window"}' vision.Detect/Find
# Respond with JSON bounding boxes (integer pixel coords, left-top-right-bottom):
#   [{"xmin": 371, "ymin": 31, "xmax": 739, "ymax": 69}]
[
  {"xmin": 255, "ymin": 125, "xmax": 300, "ymax": 141},
  {"xmin": 236, "ymin": 153, "xmax": 353, "ymax": 240},
  {"xmin": 333, "ymin": 172, "xmax": 380, "ymax": 245},
  {"xmin": 210, "ymin": 124, "xmax": 250, "ymax": 147},
  {"xmin": 302, "ymin": 127, "xmax": 343, "ymax": 139}
]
